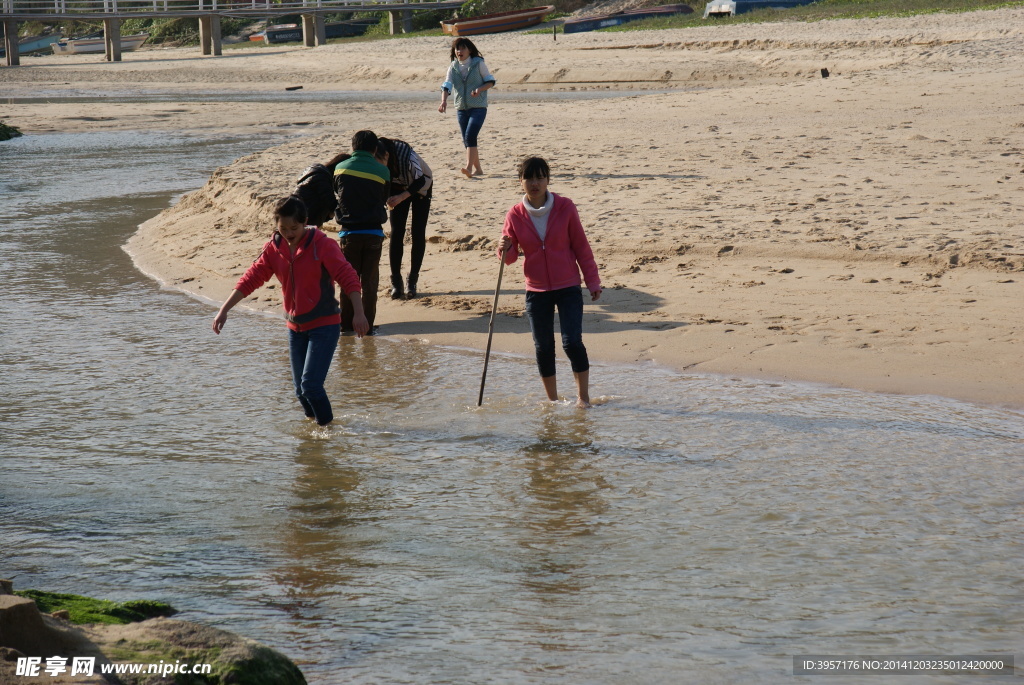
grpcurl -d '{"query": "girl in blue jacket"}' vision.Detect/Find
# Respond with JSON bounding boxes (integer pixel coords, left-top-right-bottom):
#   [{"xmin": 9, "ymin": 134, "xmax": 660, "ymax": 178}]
[{"xmin": 438, "ymin": 37, "xmax": 496, "ymax": 178}]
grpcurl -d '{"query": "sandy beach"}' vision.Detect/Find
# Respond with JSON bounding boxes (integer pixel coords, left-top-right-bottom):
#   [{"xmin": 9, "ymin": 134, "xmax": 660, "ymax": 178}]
[{"xmin": 4, "ymin": 8, "xmax": 1022, "ymax": 408}]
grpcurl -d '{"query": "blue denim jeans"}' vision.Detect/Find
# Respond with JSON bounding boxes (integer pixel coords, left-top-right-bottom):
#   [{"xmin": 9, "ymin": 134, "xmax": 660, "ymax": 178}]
[
  {"xmin": 456, "ymin": 107, "xmax": 487, "ymax": 148},
  {"xmin": 525, "ymin": 287, "xmax": 589, "ymax": 378},
  {"xmin": 288, "ymin": 323, "xmax": 341, "ymax": 425}
]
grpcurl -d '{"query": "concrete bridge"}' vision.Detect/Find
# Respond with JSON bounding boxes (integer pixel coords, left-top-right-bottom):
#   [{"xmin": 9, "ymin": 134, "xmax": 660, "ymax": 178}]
[{"xmin": 2, "ymin": 0, "xmax": 462, "ymax": 65}]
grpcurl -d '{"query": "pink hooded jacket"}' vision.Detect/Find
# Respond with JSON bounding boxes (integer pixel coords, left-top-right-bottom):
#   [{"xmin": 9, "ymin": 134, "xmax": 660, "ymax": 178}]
[{"xmin": 501, "ymin": 193, "xmax": 601, "ymax": 293}]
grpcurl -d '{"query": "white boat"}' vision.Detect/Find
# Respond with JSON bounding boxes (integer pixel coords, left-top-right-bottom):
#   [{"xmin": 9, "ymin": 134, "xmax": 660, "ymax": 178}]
[{"xmin": 51, "ymin": 33, "xmax": 149, "ymax": 55}]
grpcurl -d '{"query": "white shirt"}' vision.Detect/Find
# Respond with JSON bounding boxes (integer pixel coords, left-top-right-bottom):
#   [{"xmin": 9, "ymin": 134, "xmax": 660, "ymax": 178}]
[
  {"xmin": 458, "ymin": 58, "xmax": 493, "ymax": 82},
  {"xmin": 522, "ymin": 192, "xmax": 554, "ymax": 241}
]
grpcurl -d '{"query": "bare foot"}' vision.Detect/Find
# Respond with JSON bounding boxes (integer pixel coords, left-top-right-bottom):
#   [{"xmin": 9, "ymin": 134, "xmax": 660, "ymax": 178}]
[
  {"xmin": 461, "ymin": 168, "xmax": 473, "ymax": 179},
  {"xmin": 472, "ymin": 169, "xmax": 484, "ymax": 176},
  {"xmin": 576, "ymin": 397, "xmax": 592, "ymax": 409}
]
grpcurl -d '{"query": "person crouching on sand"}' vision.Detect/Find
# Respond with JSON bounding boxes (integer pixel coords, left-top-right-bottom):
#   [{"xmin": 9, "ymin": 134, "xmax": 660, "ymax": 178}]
[
  {"xmin": 379, "ymin": 136, "xmax": 433, "ymax": 300},
  {"xmin": 212, "ymin": 195, "xmax": 369, "ymax": 426},
  {"xmin": 497, "ymin": 157, "xmax": 602, "ymax": 408}
]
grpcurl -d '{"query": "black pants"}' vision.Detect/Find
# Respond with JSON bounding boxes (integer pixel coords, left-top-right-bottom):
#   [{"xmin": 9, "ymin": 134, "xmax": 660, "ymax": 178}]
[
  {"xmin": 525, "ymin": 287, "xmax": 589, "ymax": 378},
  {"xmin": 339, "ymin": 234, "xmax": 383, "ymax": 330},
  {"xmin": 389, "ymin": 188, "xmax": 432, "ymax": 285}
]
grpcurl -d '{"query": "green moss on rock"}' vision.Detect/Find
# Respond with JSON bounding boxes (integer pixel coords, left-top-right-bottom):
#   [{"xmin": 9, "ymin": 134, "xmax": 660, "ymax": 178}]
[
  {"xmin": 7, "ymin": 589, "xmax": 304, "ymax": 684},
  {"xmin": 0, "ymin": 122, "xmax": 23, "ymax": 141},
  {"xmin": 14, "ymin": 590, "xmax": 177, "ymax": 625},
  {"xmin": 208, "ymin": 644, "xmax": 306, "ymax": 685},
  {"xmin": 100, "ymin": 626, "xmax": 305, "ymax": 685}
]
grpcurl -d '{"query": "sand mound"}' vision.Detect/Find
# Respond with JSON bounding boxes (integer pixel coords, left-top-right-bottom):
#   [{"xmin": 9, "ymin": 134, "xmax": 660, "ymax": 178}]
[{"xmin": 6, "ymin": 7, "xmax": 1023, "ymax": 406}]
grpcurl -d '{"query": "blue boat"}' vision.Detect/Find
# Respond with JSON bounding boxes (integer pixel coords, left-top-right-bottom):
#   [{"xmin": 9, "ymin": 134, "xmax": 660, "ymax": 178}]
[
  {"xmin": 258, "ymin": 18, "xmax": 377, "ymax": 44},
  {"xmin": 563, "ymin": 4, "xmax": 692, "ymax": 33},
  {"xmin": 0, "ymin": 34, "xmax": 61, "ymax": 58},
  {"xmin": 703, "ymin": 0, "xmax": 816, "ymax": 17},
  {"xmin": 325, "ymin": 18, "xmax": 379, "ymax": 39},
  {"xmin": 261, "ymin": 24, "xmax": 303, "ymax": 44}
]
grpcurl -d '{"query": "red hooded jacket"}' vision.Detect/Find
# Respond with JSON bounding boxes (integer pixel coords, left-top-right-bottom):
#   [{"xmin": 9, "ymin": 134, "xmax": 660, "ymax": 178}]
[{"xmin": 235, "ymin": 228, "xmax": 361, "ymax": 332}]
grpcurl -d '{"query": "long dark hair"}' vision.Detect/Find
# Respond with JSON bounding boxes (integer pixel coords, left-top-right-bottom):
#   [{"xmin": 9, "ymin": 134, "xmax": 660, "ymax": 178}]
[
  {"xmin": 324, "ymin": 151, "xmax": 350, "ymax": 173},
  {"xmin": 377, "ymin": 137, "xmax": 401, "ymax": 178},
  {"xmin": 449, "ymin": 37, "xmax": 482, "ymax": 61}
]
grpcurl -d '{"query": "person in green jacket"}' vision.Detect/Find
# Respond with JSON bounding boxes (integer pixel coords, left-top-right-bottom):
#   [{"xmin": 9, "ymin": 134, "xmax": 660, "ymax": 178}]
[{"xmin": 333, "ymin": 130, "xmax": 390, "ymax": 333}]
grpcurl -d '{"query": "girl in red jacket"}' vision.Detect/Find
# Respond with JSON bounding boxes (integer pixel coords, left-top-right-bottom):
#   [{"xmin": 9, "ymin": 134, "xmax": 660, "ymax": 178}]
[
  {"xmin": 498, "ymin": 157, "xmax": 603, "ymax": 408},
  {"xmin": 213, "ymin": 195, "xmax": 369, "ymax": 426}
]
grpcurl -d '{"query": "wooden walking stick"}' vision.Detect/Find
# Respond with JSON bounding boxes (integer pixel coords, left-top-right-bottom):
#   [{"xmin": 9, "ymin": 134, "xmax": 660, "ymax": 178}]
[{"xmin": 478, "ymin": 247, "xmax": 508, "ymax": 406}]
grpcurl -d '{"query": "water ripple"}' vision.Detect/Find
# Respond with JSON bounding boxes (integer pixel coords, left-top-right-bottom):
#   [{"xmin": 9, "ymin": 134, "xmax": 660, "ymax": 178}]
[{"xmin": 2, "ymin": 131, "xmax": 1021, "ymax": 684}]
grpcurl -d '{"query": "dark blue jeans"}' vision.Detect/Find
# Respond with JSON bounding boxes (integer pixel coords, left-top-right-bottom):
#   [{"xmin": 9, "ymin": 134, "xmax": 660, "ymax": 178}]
[
  {"xmin": 525, "ymin": 287, "xmax": 589, "ymax": 378},
  {"xmin": 457, "ymin": 107, "xmax": 487, "ymax": 148},
  {"xmin": 288, "ymin": 323, "xmax": 341, "ymax": 426}
]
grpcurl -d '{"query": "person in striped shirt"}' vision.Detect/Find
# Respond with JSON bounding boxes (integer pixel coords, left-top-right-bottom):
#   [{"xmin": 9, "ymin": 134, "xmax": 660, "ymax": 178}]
[{"xmin": 380, "ymin": 137, "xmax": 433, "ymax": 299}]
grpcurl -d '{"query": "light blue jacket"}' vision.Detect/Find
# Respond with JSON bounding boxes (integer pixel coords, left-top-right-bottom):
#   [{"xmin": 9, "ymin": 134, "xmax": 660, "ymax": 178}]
[{"xmin": 442, "ymin": 56, "xmax": 496, "ymax": 110}]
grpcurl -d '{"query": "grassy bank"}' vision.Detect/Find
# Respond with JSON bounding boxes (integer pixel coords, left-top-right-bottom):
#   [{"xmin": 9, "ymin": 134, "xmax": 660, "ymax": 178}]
[
  {"xmin": 12, "ymin": 0, "xmax": 1022, "ymax": 52},
  {"xmin": 231, "ymin": 0, "xmax": 1024, "ymax": 50},
  {"xmin": 564, "ymin": 0, "xmax": 1024, "ymax": 31}
]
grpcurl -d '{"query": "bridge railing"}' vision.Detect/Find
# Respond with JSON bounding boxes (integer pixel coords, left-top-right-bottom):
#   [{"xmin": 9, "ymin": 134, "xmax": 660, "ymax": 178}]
[{"xmin": 0, "ymin": 0, "xmax": 446, "ymax": 15}]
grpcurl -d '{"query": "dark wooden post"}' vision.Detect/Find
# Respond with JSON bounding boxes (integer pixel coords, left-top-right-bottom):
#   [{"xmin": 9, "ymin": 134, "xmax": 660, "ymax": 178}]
[
  {"xmin": 4, "ymin": 20, "xmax": 21, "ymax": 66},
  {"xmin": 302, "ymin": 14, "xmax": 325, "ymax": 47},
  {"xmin": 200, "ymin": 15, "xmax": 221, "ymax": 55},
  {"xmin": 211, "ymin": 15, "xmax": 222, "ymax": 55},
  {"xmin": 387, "ymin": 9, "xmax": 412, "ymax": 34},
  {"xmin": 103, "ymin": 18, "xmax": 121, "ymax": 62}
]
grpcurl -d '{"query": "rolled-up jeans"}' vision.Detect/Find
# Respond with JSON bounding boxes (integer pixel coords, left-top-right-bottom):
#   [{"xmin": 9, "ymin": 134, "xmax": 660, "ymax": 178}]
[
  {"xmin": 525, "ymin": 286, "xmax": 589, "ymax": 378},
  {"xmin": 288, "ymin": 323, "xmax": 340, "ymax": 426},
  {"xmin": 456, "ymin": 107, "xmax": 487, "ymax": 148}
]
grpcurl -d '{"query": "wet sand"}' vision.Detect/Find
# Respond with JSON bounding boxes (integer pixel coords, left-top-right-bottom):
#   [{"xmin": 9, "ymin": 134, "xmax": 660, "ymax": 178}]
[{"xmin": 3, "ymin": 8, "xmax": 1023, "ymax": 408}]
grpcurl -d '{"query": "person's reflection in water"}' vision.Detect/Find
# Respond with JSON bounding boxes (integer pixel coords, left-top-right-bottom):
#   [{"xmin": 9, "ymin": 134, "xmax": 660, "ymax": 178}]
[
  {"xmin": 328, "ymin": 334, "xmax": 435, "ymax": 418},
  {"xmin": 270, "ymin": 439, "xmax": 383, "ymax": 620},
  {"xmin": 518, "ymin": 409, "xmax": 610, "ymax": 601}
]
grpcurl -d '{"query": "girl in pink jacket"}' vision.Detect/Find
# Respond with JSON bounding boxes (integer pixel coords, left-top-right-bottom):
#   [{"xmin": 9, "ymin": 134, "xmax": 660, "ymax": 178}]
[
  {"xmin": 213, "ymin": 195, "xmax": 368, "ymax": 426},
  {"xmin": 498, "ymin": 157, "xmax": 602, "ymax": 408}
]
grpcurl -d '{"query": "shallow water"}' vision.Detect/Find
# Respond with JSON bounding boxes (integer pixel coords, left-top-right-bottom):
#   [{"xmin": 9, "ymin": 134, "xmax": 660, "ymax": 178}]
[{"xmin": 1, "ymin": 129, "xmax": 1022, "ymax": 684}]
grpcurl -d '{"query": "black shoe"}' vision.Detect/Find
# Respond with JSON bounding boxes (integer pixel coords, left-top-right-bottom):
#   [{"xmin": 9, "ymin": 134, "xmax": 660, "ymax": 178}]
[
  {"xmin": 406, "ymin": 278, "xmax": 418, "ymax": 299},
  {"xmin": 390, "ymin": 275, "xmax": 404, "ymax": 300}
]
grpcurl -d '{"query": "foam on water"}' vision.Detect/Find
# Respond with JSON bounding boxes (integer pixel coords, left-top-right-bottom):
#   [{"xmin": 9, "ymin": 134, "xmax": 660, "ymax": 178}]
[{"xmin": 1, "ymin": 129, "xmax": 1021, "ymax": 684}]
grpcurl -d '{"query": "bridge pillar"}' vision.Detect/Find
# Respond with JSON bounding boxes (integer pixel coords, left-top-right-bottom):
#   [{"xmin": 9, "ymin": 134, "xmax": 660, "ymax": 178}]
[
  {"xmin": 302, "ymin": 14, "xmax": 325, "ymax": 47},
  {"xmin": 388, "ymin": 9, "xmax": 413, "ymax": 34},
  {"xmin": 3, "ymin": 20, "xmax": 19, "ymax": 67},
  {"xmin": 200, "ymin": 15, "xmax": 222, "ymax": 55},
  {"xmin": 103, "ymin": 18, "xmax": 121, "ymax": 62}
]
